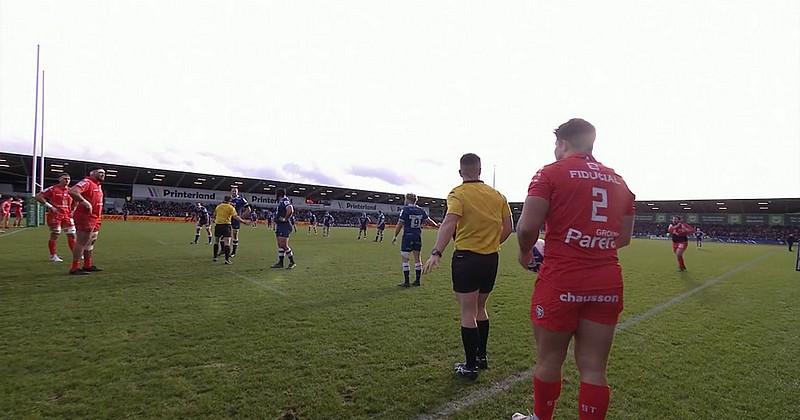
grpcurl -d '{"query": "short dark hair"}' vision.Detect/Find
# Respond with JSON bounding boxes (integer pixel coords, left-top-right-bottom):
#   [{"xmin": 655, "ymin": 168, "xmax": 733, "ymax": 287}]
[
  {"xmin": 275, "ymin": 188, "xmax": 286, "ymax": 197},
  {"xmin": 223, "ymin": 195, "xmax": 232, "ymax": 202},
  {"xmin": 554, "ymin": 118, "xmax": 595, "ymax": 142},
  {"xmin": 460, "ymin": 153, "xmax": 480, "ymax": 167}
]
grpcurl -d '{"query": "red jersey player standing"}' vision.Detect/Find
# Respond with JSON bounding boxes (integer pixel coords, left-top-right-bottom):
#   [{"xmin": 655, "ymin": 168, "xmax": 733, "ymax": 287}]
[
  {"xmin": 36, "ymin": 173, "xmax": 77, "ymax": 262},
  {"xmin": 514, "ymin": 119, "xmax": 635, "ymax": 420},
  {"xmin": 11, "ymin": 197, "xmax": 24, "ymax": 227},
  {"xmin": 68, "ymin": 168, "xmax": 106, "ymax": 275},
  {"xmin": 667, "ymin": 216, "xmax": 693, "ymax": 271},
  {"xmin": 1, "ymin": 196, "xmax": 11, "ymax": 231}
]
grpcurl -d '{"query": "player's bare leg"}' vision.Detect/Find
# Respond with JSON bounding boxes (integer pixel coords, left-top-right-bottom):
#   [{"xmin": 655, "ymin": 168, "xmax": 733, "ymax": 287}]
[
  {"xmin": 574, "ymin": 319, "xmax": 616, "ymax": 419},
  {"xmin": 675, "ymin": 246, "xmax": 687, "ymax": 271},
  {"xmin": 230, "ymin": 229, "xmax": 239, "ymax": 257},
  {"xmin": 398, "ymin": 252, "xmax": 411, "ymax": 287},
  {"xmin": 69, "ymin": 230, "xmax": 91, "ymax": 275},
  {"xmin": 530, "ymin": 325, "xmax": 573, "ymax": 420},
  {"xmin": 80, "ymin": 231, "xmax": 102, "ymax": 272},
  {"xmin": 48, "ymin": 229, "xmax": 63, "ymax": 262},
  {"xmin": 476, "ymin": 292, "xmax": 491, "ymax": 368},
  {"xmin": 412, "ymin": 250, "xmax": 422, "ymax": 286},
  {"xmin": 271, "ymin": 236, "xmax": 295, "ymax": 269},
  {"xmin": 454, "ymin": 291, "xmax": 480, "ymax": 379}
]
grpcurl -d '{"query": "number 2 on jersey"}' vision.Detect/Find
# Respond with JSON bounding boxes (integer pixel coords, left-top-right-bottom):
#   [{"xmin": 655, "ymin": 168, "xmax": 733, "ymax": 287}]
[{"xmin": 591, "ymin": 187, "xmax": 608, "ymax": 222}]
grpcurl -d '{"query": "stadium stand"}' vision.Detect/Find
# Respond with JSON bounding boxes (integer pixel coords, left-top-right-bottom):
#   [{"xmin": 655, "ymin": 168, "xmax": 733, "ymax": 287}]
[{"xmin": 1, "ymin": 151, "xmax": 798, "ymax": 242}]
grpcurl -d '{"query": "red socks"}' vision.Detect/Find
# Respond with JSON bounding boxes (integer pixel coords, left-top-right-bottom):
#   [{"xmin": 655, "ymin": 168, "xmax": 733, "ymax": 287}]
[
  {"xmin": 533, "ymin": 377, "xmax": 562, "ymax": 420},
  {"xmin": 677, "ymin": 255, "xmax": 686, "ymax": 269},
  {"xmin": 578, "ymin": 382, "xmax": 610, "ymax": 419},
  {"xmin": 71, "ymin": 259, "xmax": 80, "ymax": 271},
  {"xmin": 48, "ymin": 240, "xmax": 57, "ymax": 256},
  {"xmin": 67, "ymin": 236, "xmax": 76, "ymax": 251},
  {"xmin": 83, "ymin": 250, "xmax": 92, "ymax": 270}
]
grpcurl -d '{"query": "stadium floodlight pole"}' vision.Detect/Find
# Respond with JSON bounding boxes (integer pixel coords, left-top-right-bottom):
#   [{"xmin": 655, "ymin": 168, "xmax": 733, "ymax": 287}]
[
  {"xmin": 492, "ymin": 164, "xmax": 496, "ymax": 189},
  {"xmin": 30, "ymin": 44, "xmax": 41, "ymax": 196},
  {"xmin": 39, "ymin": 70, "xmax": 45, "ymax": 194}
]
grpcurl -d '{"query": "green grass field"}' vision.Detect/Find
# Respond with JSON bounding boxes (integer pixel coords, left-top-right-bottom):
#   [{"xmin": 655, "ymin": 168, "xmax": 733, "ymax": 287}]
[{"xmin": 1, "ymin": 222, "xmax": 798, "ymax": 419}]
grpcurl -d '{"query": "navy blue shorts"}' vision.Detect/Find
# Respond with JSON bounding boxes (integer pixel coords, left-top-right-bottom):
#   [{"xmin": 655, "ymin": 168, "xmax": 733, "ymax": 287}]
[
  {"xmin": 360, "ymin": 224, "xmax": 368, "ymax": 230},
  {"xmin": 401, "ymin": 236, "xmax": 422, "ymax": 252},
  {"xmin": 377, "ymin": 223, "xmax": 386, "ymax": 230},
  {"xmin": 196, "ymin": 216, "xmax": 209, "ymax": 226},
  {"xmin": 276, "ymin": 223, "xmax": 292, "ymax": 238},
  {"xmin": 231, "ymin": 219, "xmax": 241, "ymax": 230}
]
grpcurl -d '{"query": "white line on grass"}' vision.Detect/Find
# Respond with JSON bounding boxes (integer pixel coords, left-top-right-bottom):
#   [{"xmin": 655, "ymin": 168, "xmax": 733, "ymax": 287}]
[
  {"xmin": 414, "ymin": 250, "xmax": 778, "ymax": 420},
  {"xmin": 0, "ymin": 229, "xmax": 28, "ymax": 239},
  {"xmin": 230, "ymin": 271, "xmax": 287, "ymax": 296}
]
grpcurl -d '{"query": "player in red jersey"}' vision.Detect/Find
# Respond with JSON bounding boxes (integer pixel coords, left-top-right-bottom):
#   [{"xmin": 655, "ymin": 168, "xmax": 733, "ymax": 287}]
[
  {"xmin": 36, "ymin": 174, "xmax": 77, "ymax": 262},
  {"xmin": 68, "ymin": 168, "xmax": 106, "ymax": 275},
  {"xmin": 667, "ymin": 216, "xmax": 693, "ymax": 271},
  {"xmin": 11, "ymin": 197, "xmax": 24, "ymax": 227},
  {"xmin": 1, "ymin": 196, "xmax": 11, "ymax": 230},
  {"xmin": 514, "ymin": 119, "xmax": 635, "ymax": 420}
]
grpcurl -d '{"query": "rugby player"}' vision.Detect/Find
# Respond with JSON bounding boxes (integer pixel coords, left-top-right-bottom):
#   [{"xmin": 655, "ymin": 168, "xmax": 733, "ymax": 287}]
[
  {"xmin": 374, "ymin": 210, "xmax": 386, "ymax": 242},
  {"xmin": 322, "ymin": 212, "xmax": 334, "ymax": 237},
  {"xmin": 694, "ymin": 226, "xmax": 704, "ymax": 248},
  {"xmin": 307, "ymin": 212, "xmax": 318, "ymax": 235},
  {"xmin": 11, "ymin": 197, "xmax": 24, "ymax": 227},
  {"xmin": 68, "ymin": 168, "xmax": 107, "ymax": 275},
  {"xmin": 514, "ymin": 119, "xmax": 635, "ymax": 420},
  {"xmin": 357, "ymin": 212, "xmax": 371, "ymax": 240},
  {"xmin": 1, "ymin": 196, "xmax": 11, "ymax": 230},
  {"xmin": 393, "ymin": 193, "xmax": 438, "ymax": 287},
  {"xmin": 422, "ymin": 153, "xmax": 512, "ymax": 380},
  {"xmin": 249, "ymin": 207, "xmax": 259, "ymax": 228},
  {"xmin": 213, "ymin": 196, "xmax": 251, "ymax": 264},
  {"xmin": 191, "ymin": 202, "xmax": 213, "ymax": 244},
  {"xmin": 229, "ymin": 186, "xmax": 250, "ymax": 257},
  {"xmin": 270, "ymin": 189, "xmax": 296, "ymax": 269},
  {"xmin": 36, "ymin": 174, "xmax": 77, "ymax": 261},
  {"xmin": 667, "ymin": 216, "xmax": 693, "ymax": 271}
]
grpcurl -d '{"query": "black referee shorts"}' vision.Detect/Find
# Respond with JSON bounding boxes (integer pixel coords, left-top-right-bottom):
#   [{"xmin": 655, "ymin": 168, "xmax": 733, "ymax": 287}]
[
  {"xmin": 214, "ymin": 224, "xmax": 232, "ymax": 238},
  {"xmin": 451, "ymin": 250, "xmax": 499, "ymax": 294}
]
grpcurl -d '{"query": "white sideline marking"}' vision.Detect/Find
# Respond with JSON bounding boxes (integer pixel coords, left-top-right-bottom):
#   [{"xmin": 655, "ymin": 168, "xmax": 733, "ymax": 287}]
[
  {"xmin": 230, "ymin": 271, "xmax": 287, "ymax": 296},
  {"xmin": 414, "ymin": 251, "xmax": 777, "ymax": 420},
  {"xmin": 156, "ymin": 239, "xmax": 167, "ymax": 246},
  {"xmin": 0, "ymin": 229, "xmax": 28, "ymax": 238}
]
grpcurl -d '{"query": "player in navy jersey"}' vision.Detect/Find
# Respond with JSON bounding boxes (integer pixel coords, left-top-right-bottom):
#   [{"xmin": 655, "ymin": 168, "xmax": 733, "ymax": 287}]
[
  {"xmin": 392, "ymin": 193, "xmax": 438, "ymax": 287},
  {"xmin": 374, "ymin": 210, "xmax": 387, "ymax": 242},
  {"xmin": 357, "ymin": 212, "xmax": 371, "ymax": 240},
  {"xmin": 270, "ymin": 189, "xmax": 297, "ymax": 269},
  {"xmin": 249, "ymin": 207, "xmax": 259, "ymax": 228},
  {"xmin": 265, "ymin": 210, "xmax": 274, "ymax": 230},
  {"xmin": 191, "ymin": 202, "xmax": 213, "ymax": 244},
  {"xmin": 307, "ymin": 212, "xmax": 318, "ymax": 235},
  {"xmin": 229, "ymin": 187, "xmax": 250, "ymax": 257},
  {"xmin": 694, "ymin": 227, "xmax": 704, "ymax": 248},
  {"xmin": 322, "ymin": 212, "xmax": 334, "ymax": 237}
]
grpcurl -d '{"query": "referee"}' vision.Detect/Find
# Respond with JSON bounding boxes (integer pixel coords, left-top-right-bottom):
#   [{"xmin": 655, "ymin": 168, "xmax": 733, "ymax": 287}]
[
  {"xmin": 423, "ymin": 153, "xmax": 513, "ymax": 380},
  {"xmin": 213, "ymin": 195, "xmax": 251, "ymax": 264}
]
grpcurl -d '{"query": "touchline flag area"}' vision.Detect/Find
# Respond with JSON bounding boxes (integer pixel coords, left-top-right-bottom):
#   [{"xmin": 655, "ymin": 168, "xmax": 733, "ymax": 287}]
[{"xmin": 1, "ymin": 1, "xmax": 799, "ymax": 419}]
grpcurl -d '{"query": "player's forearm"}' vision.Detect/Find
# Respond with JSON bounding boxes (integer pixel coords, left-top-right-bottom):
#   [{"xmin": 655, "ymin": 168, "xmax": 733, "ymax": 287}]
[{"xmin": 499, "ymin": 216, "xmax": 513, "ymax": 244}]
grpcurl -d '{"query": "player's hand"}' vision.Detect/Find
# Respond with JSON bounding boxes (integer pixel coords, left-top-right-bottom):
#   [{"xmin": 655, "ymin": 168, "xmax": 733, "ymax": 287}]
[
  {"xmin": 518, "ymin": 250, "xmax": 533, "ymax": 270},
  {"xmin": 81, "ymin": 201, "xmax": 92, "ymax": 211},
  {"xmin": 422, "ymin": 255, "xmax": 440, "ymax": 274}
]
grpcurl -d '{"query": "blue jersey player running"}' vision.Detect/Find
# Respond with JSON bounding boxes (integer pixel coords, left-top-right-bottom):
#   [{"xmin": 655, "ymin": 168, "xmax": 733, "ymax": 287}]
[
  {"xmin": 191, "ymin": 202, "xmax": 212, "ymax": 244},
  {"xmin": 249, "ymin": 207, "xmax": 259, "ymax": 228},
  {"xmin": 229, "ymin": 187, "xmax": 250, "ymax": 257},
  {"xmin": 270, "ymin": 189, "xmax": 296, "ymax": 269},
  {"xmin": 357, "ymin": 212, "xmax": 372, "ymax": 240},
  {"xmin": 392, "ymin": 193, "xmax": 438, "ymax": 287},
  {"xmin": 374, "ymin": 210, "xmax": 386, "ymax": 242}
]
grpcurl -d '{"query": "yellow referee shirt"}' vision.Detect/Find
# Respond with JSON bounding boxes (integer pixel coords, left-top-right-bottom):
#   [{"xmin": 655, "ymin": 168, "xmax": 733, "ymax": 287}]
[
  {"xmin": 446, "ymin": 180, "xmax": 511, "ymax": 254},
  {"xmin": 214, "ymin": 202, "xmax": 237, "ymax": 225}
]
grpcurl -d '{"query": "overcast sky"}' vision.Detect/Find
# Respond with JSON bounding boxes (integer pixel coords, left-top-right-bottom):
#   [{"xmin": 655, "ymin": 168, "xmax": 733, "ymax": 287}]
[{"xmin": 2, "ymin": 0, "xmax": 799, "ymax": 201}]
